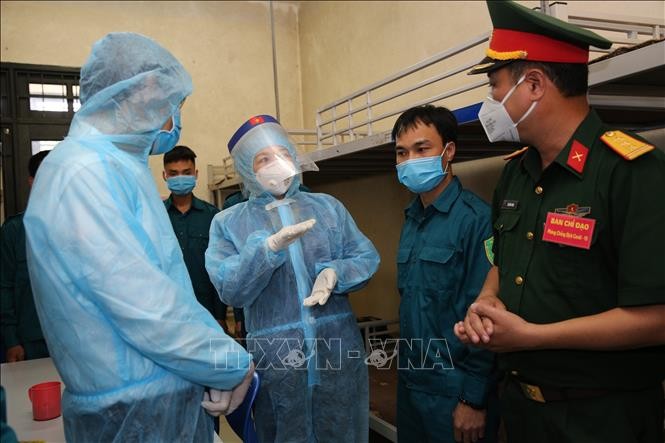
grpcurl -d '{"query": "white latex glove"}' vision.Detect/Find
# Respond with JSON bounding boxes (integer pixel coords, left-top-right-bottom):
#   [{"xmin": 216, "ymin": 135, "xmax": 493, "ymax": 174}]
[
  {"xmin": 303, "ymin": 268, "xmax": 338, "ymax": 306},
  {"xmin": 266, "ymin": 219, "xmax": 316, "ymax": 252},
  {"xmin": 201, "ymin": 389, "xmax": 232, "ymax": 417}
]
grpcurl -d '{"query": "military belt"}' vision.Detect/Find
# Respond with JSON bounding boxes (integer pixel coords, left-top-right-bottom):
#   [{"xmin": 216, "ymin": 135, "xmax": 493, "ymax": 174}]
[{"xmin": 508, "ymin": 372, "xmax": 611, "ymax": 403}]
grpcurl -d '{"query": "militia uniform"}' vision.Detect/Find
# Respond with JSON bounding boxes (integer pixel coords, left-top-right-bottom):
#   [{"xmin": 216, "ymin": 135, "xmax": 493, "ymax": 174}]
[
  {"xmin": 164, "ymin": 195, "xmax": 228, "ymax": 321},
  {"xmin": 1, "ymin": 213, "xmax": 49, "ymax": 361},
  {"xmin": 469, "ymin": 2, "xmax": 665, "ymax": 442},
  {"xmin": 397, "ymin": 177, "xmax": 498, "ymax": 443}
]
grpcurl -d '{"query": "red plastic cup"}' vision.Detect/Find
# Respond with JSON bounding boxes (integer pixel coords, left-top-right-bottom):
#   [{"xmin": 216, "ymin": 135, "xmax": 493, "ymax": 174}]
[{"xmin": 28, "ymin": 381, "xmax": 61, "ymax": 421}]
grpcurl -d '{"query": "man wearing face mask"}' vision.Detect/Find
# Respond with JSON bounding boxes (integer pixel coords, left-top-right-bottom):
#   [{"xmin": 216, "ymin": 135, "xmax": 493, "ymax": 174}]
[
  {"xmin": 392, "ymin": 105, "xmax": 499, "ymax": 443},
  {"xmin": 206, "ymin": 115, "xmax": 380, "ymax": 442},
  {"xmin": 455, "ymin": 2, "xmax": 665, "ymax": 443},
  {"xmin": 23, "ymin": 33, "xmax": 253, "ymax": 443},
  {"xmin": 163, "ymin": 145, "xmax": 229, "ymax": 332}
]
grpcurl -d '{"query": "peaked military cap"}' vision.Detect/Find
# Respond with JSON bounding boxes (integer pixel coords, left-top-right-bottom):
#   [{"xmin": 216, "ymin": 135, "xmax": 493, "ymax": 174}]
[{"xmin": 469, "ymin": 1, "xmax": 613, "ymax": 74}]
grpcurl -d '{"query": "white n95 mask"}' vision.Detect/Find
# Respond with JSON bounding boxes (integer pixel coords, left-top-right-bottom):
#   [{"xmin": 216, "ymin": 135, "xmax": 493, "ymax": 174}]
[
  {"xmin": 255, "ymin": 158, "xmax": 297, "ymax": 196},
  {"xmin": 478, "ymin": 75, "xmax": 538, "ymax": 143}
]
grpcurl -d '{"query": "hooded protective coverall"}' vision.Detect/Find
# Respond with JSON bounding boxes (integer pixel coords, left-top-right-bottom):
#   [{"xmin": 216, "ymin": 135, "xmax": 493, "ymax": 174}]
[
  {"xmin": 206, "ymin": 116, "xmax": 380, "ymax": 442},
  {"xmin": 23, "ymin": 33, "xmax": 251, "ymax": 443}
]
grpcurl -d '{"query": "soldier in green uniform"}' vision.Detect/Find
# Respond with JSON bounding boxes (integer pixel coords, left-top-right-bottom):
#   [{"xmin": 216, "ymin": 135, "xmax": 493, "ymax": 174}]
[
  {"xmin": 455, "ymin": 2, "xmax": 665, "ymax": 443},
  {"xmin": 163, "ymin": 145, "xmax": 229, "ymax": 331},
  {"xmin": 1, "ymin": 150, "xmax": 51, "ymax": 362}
]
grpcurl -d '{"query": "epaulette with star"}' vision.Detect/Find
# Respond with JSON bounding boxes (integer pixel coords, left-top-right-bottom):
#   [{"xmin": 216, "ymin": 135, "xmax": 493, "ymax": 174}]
[
  {"xmin": 503, "ymin": 146, "xmax": 528, "ymax": 161},
  {"xmin": 601, "ymin": 130, "xmax": 654, "ymax": 160}
]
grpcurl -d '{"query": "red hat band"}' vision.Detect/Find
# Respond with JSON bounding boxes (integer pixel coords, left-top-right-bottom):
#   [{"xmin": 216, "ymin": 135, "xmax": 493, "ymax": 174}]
[{"xmin": 488, "ymin": 28, "xmax": 589, "ymax": 63}]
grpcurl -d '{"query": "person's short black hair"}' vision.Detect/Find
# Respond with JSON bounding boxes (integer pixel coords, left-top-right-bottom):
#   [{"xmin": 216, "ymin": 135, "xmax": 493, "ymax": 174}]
[
  {"xmin": 28, "ymin": 150, "xmax": 50, "ymax": 178},
  {"xmin": 507, "ymin": 60, "xmax": 588, "ymax": 97},
  {"xmin": 163, "ymin": 145, "xmax": 197, "ymax": 166},
  {"xmin": 391, "ymin": 105, "xmax": 458, "ymax": 145}
]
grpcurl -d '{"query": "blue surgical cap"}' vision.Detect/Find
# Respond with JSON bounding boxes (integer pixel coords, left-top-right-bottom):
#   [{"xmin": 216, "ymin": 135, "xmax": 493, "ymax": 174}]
[{"xmin": 69, "ymin": 32, "xmax": 193, "ymax": 156}]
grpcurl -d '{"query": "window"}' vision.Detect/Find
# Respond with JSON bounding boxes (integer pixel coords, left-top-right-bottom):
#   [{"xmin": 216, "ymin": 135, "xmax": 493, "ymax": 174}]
[
  {"xmin": 26, "ymin": 83, "xmax": 82, "ymax": 113},
  {"xmin": 73, "ymin": 85, "xmax": 81, "ymax": 111},
  {"xmin": 31, "ymin": 140, "xmax": 59, "ymax": 154},
  {"xmin": 14, "ymin": 69, "xmax": 80, "ymax": 119},
  {"xmin": 29, "ymin": 83, "xmax": 68, "ymax": 112},
  {"xmin": 1, "ymin": 63, "xmax": 79, "ymax": 219}
]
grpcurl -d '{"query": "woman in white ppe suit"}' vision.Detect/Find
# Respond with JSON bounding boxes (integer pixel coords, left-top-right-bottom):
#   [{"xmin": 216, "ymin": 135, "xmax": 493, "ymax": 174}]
[
  {"xmin": 24, "ymin": 32, "xmax": 252, "ymax": 443},
  {"xmin": 206, "ymin": 115, "xmax": 380, "ymax": 442}
]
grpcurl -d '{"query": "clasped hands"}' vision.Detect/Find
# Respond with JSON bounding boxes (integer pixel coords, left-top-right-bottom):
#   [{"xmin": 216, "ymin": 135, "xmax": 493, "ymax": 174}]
[{"xmin": 454, "ymin": 295, "xmax": 532, "ymax": 353}]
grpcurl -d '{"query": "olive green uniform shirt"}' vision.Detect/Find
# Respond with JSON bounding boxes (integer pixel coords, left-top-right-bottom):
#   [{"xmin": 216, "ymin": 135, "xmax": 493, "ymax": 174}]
[
  {"xmin": 164, "ymin": 195, "xmax": 226, "ymax": 319},
  {"xmin": 492, "ymin": 110, "xmax": 665, "ymax": 390}
]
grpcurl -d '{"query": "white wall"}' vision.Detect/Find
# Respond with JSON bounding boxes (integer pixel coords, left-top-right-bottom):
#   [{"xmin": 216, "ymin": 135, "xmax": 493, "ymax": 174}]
[{"xmin": 1, "ymin": 0, "xmax": 303, "ymax": 198}]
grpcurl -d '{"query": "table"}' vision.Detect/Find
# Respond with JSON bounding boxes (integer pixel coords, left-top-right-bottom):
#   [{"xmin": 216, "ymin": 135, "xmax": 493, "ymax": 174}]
[{"xmin": 1, "ymin": 357, "xmax": 65, "ymax": 442}]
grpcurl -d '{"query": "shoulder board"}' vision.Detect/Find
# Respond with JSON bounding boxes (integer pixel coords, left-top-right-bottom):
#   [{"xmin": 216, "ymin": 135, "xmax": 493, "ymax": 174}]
[
  {"xmin": 601, "ymin": 130, "xmax": 654, "ymax": 160},
  {"xmin": 503, "ymin": 146, "xmax": 529, "ymax": 161}
]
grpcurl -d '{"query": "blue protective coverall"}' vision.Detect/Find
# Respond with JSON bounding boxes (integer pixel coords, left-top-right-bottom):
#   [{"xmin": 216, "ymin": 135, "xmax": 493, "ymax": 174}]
[
  {"xmin": 23, "ymin": 33, "xmax": 251, "ymax": 443},
  {"xmin": 206, "ymin": 119, "xmax": 380, "ymax": 442}
]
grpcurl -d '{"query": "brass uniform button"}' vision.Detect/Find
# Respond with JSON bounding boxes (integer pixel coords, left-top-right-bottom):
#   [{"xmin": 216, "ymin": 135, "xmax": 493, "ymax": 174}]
[
  {"xmin": 526, "ymin": 231, "xmax": 534, "ymax": 240},
  {"xmin": 535, "ymin": 186, "xmax": 543, "ymax": 195},
  {"xmin": 515, "ymin": 276, "xmax": 524, "ymax": 285}
]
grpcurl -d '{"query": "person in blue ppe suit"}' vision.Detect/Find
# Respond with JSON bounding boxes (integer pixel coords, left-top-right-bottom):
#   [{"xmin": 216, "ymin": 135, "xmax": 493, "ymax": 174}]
[
  {"xmin": 23, "ymin": 32, "xmax": 253, "ymax": 443},
  {"xmin": 222, "ymin": 183, "xmax": 312, "ymax": 343},
  {"xmin": 392, "ymin": 105, "xmax": 499, "ymax": 443},
  {"xmin": 206, "ymin": 115, "xmax": 380, "ymax": 442}
]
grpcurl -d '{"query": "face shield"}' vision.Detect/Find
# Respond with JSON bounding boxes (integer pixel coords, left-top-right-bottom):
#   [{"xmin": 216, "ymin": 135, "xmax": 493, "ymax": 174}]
[{"xmin": 228, "ymin": 115, "xmax": 318, "ymax": 198}]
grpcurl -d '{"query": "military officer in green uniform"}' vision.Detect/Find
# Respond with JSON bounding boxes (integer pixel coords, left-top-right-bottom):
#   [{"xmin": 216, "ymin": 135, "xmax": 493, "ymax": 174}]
[
  {"xmin": 1, "ymin": 150, "xmax": 51, "ymax": 362},
  {"xmin": 455, "ymin": 2, "xmax": 665, "ymax": 443},
  {"xmin": 163, "ymin": 145, "xmax": 228, "ymax": 331}
]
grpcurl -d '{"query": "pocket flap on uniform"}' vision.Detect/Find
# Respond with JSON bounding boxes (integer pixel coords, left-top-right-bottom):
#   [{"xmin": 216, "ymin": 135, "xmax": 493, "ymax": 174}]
[
  {"xmin": 493, "ymin": 211, "xmax": 520, "ymax": 233},
  {"xmin": 418, "ymin": 246, "xmax": 455, "ymax": 264},
  {"xmin": 396, "ymin": 248, "xmax": 411, "ymax": 264}
]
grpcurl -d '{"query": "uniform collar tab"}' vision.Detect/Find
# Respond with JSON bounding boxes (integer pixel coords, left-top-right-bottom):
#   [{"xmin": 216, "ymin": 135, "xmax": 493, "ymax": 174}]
[{"xmin": 554, "ymin": 109, "xmax": 602, "ymax": 178}]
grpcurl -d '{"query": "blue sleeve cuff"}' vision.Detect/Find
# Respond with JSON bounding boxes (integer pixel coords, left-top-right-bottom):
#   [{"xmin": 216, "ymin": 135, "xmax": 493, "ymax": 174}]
[
  {"xmin": 245, "ymin": 230, "xmax": 285, "ymax": 267},
  {"xmin": 265, "ymin": 243, "xmax": 287, "ymax": 268},
  {"xmin": 314, "ymin": 262, "xmax": 343, "ymax": 293},
  {"xmin": 461, "ymin": 374, "xmax": 490, "ymax": 407}
]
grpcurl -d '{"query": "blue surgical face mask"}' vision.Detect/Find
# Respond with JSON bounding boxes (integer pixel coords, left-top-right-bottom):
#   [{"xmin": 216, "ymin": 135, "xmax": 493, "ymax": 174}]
[
  {"xmin": 151, "ymin": 109, "xmax": 182, "ymax": 155},
  {"xmin": 166, "ymin": 175, "xmax": 196, "ymax": 195},
  {"xmin": 396, "ymin": 143, "xmax": 451, "ymax": 194}
]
